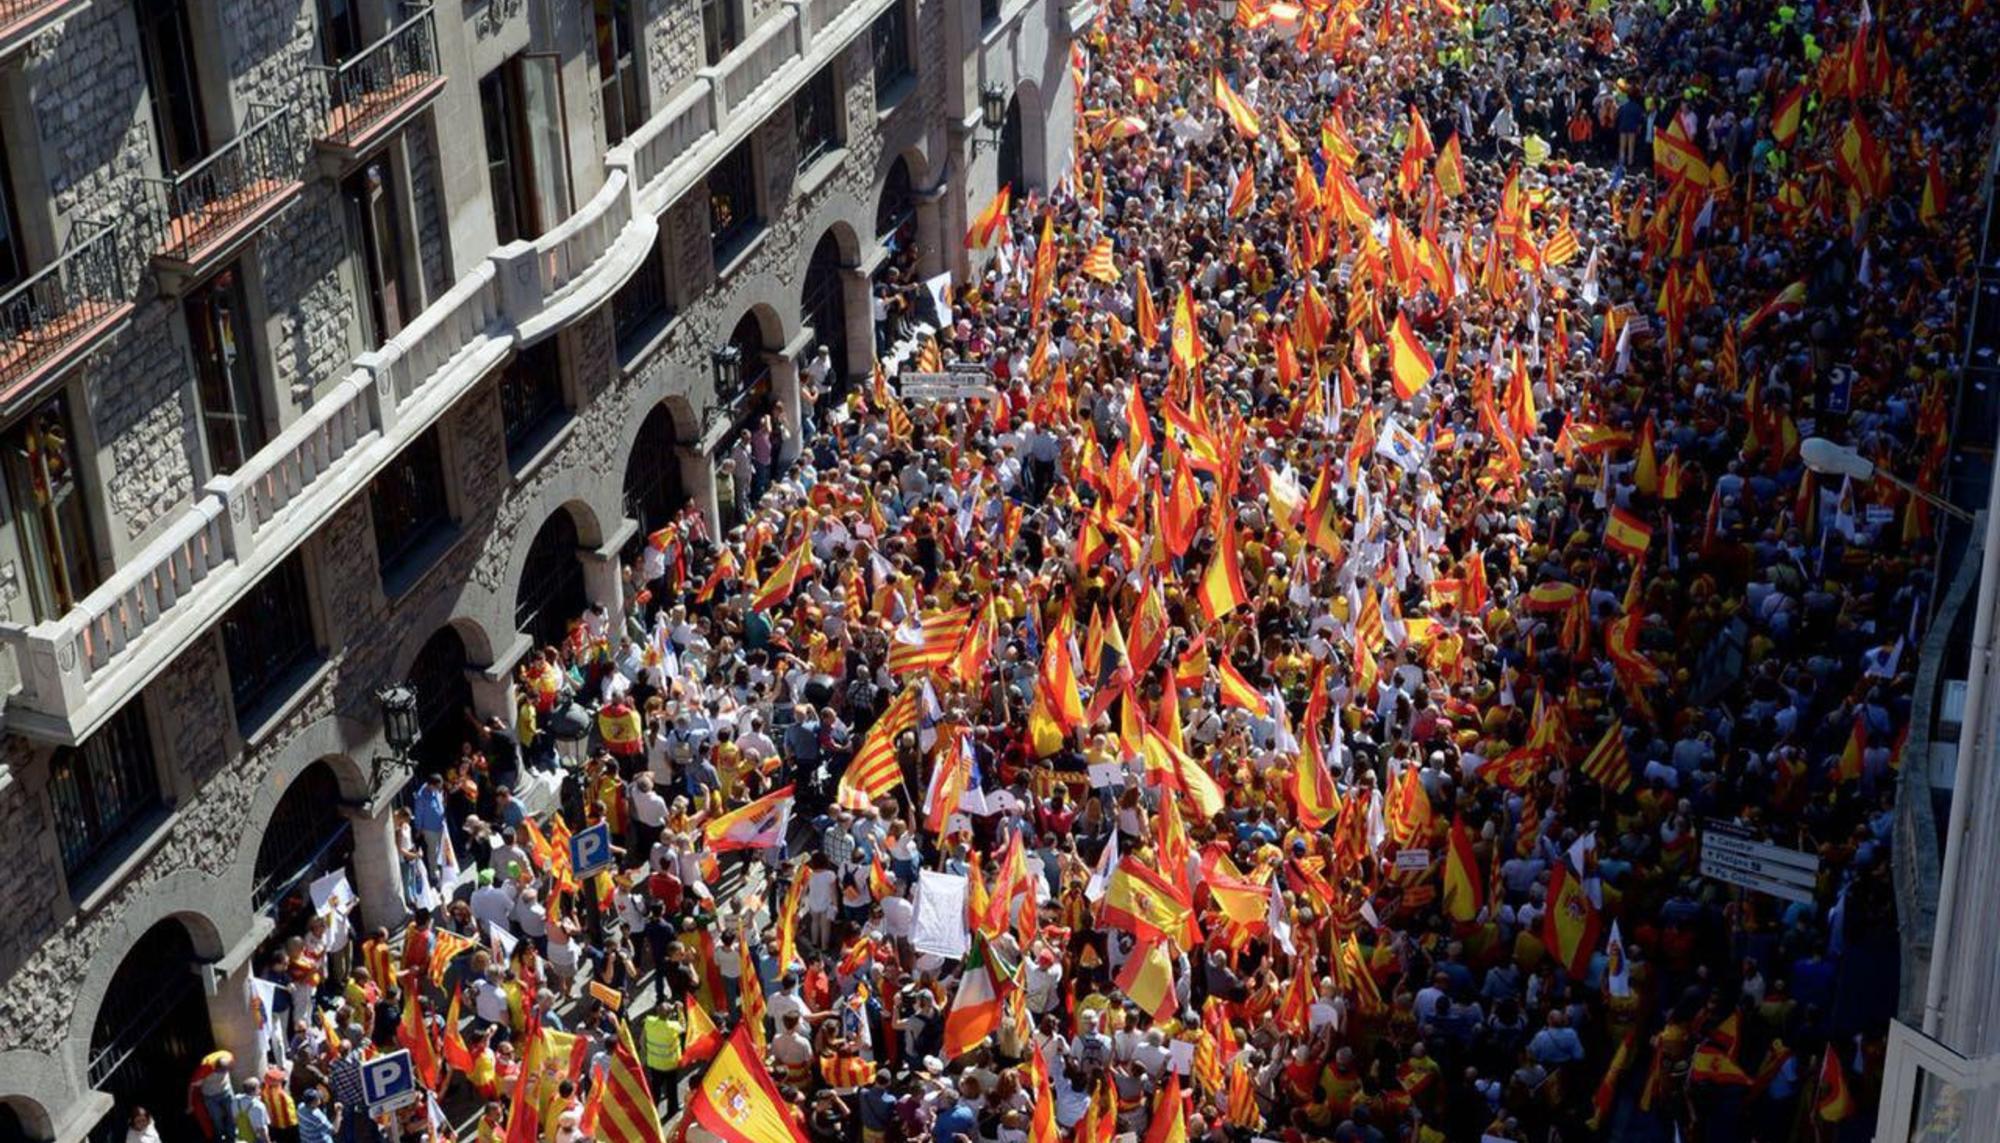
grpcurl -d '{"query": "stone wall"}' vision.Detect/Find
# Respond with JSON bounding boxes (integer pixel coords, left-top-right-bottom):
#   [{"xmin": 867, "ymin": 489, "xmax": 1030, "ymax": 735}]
[
  {"xmin": 643, "ymin": 0, "xmax": 706, "ymax": 104},
  {"xmin": 406, "ymin": 116, "xmax": 452, "ymax": 301},
  {"xmin": 257, "ymin": 185, "xmax": 358, "ymax": 404},
  {"xmin": 88, "ymin": 308, "xmax": 198, "ymax": 543},
  {"xmin": 225, "ymin": 0, "xmax": 319, "ymax": 120},
  {"xmin": 28, "ymin": 2, "xmax": 157, "ymax": 230}
]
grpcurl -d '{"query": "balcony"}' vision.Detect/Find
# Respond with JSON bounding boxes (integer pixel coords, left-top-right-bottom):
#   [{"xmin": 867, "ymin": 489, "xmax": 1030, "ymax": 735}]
[
  {"xmin": 0, "ymin": 0, "xmax": 86, "ymax": 61},
  {"xmin": 0, "ymin": 0, "xmax": 909, "ymax": 743},
  {"xmin": 312, "ymin": 6, "xmax": 447, "ymax": 175},
  {"xmin": 0, "ymin": 222, "xmax": 133, "ymax": 419},
  {"xmin": 146, "ymin": 107, "xmax": 304, "ymax": 292}
]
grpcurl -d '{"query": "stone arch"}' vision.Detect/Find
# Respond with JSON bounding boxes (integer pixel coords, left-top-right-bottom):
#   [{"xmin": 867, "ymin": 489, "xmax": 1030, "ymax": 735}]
[
  {"xmin": 513, "ymin": 504, "xmax": 595, "ymax": 650},
  {"xmin": 1000, "ymin": 79, "xmax": 1046, "ymax": 193},
  {"xmin": 0, "ymin": 1093, "xmax": 51, "ymax": 1142},
  {"xmin": 801, "ymin": 226, "xmax": 858, "ymax": 388},
  {"xmin": 402, "ymin": 625, "xmax": 480, "ymax": 769},
  {"xmin": 876, "ymin": 151, "xmax": 919, "ymax": 243},
  {"xmin": 78, "ymin": 915, "xmax": 221, "ymax": 1143},
  {"xmin": 248, "ymin": 759, "xmax": 357, "ymax": 933},
  {"xmin": 222, "ymin": 717, "xmax": 372, "ymax": 907},
  {"xmin": 622, "ymin": 401, "xmax": 688, "ymax": 540}
]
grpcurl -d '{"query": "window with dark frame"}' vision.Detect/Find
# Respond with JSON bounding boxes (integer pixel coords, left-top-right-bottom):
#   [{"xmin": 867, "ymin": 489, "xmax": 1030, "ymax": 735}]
[
  {"xmin": 498, "ymin": 339, "xmax": 566, "ymax": 465},
  {"xmin": 340, "ymin": 157, "xmax": 411, "ymax": 349},
  {"xmin": 594, "ymin": 0, "xmax": 644, "ymax": 146},
  {"xmin": 134, "ymin": 0, "xmax": 209, "ymax": 171},
  {"xmin": 48, "ymin": 703, "xmax": 161, "ymax": 884},
  {"xmin": 185, "ymin": 266, "xmax": 268, "ymax": 477},
  {"xmin": 708, "ymin": 140, "xmax": 761, "ymax": 264},
  {"xmin": 0, "ymin": 125, "xmax": 28, "ymax": 293},
  {"xmin": 368, "ymin": 428, "xmax": 451, "ymax": 580},
  {"xmin": 479, "ymin": 68, "xmax": 530, "ymax": 244},
  {"xmin": 701, "ymin": 0, "xmax": 740, "ymax": 66},
  {"xmin": 316, "ymin": 0, "xmax": 362, "ymax": 67},
  {"xmin": 612, "ymin": 239, "xmax": 670, "ymax": 352},
  {"xmin": 1, "ymin": 394, "xmax": 98, "ymax": 620},
  {"xmin": 220, "ymin": 553, "xmax": 319, "ymax": 722},
  {"xmin": 794, "ymin": 66, "xmax": 842, "ymax": 171},
  {"xmin": 871, "ymin": 2, "xmax": 912, "ymax": 103},
  {"xmin": 981, "ymin": 0, "xmax": 1001, "ymax": 26}
]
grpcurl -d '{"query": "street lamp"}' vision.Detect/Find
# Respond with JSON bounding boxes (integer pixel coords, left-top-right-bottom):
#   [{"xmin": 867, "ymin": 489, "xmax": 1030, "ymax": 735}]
[
  {"xmin": 711, "ymin": 343, "xmax": 743, "ymax": 405},
  {"xmin": 1800, "ymin": 436, "xmax": 1973, "ymax": 521},
  {"xmin": 372, "ymin": 683, "xmax": 421, "ymax": 790},
  {"xmin": 971, "ymin": 82, "xmax": 1008, "ymax": 155}
]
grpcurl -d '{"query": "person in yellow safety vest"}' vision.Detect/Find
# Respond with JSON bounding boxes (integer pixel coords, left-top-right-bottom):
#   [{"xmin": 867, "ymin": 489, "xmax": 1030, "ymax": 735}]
[{"xmin": 640, "ymin": 1001, "xmax": 688, "ymax": 1117}]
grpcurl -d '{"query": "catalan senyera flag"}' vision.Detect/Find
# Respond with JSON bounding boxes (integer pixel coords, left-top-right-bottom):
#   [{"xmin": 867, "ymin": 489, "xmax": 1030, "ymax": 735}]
[
  {"xmin": 1580, "ymin": 720, "xmax": 1634, "ymax": 793},
  {"xmin": 1442, "ymin": 813, "xmax": 1483, "ymax": 922},
  {"xmin": 1210, "ymin": 71, "xmax": 1260, "ymax": 138},
  {"xmin": 702, "ymin": 785, "xmax": 795, "ymax": 852},
  {"xmin": 1388, "ymin": 313, "xmax": 1434, "ymax": 400},
  {"xmin": 838, "ymin": 686, "xmax": 917, "ymax": 807},
  {"xmin": 1835, "ymin": 115, "xmax": 1890, "ymax": 201},
  {"xmin": 1081, "ymin": 235, "xmax": 1120, "ymax": 283},
  {"xmin": 1100, "ymin": 857, "xmax": 1195, "ymax": 947},
  {"xmin": 595, "ymin": 1019, "xmax": 664, "ymax": 1143},
  {"xmin": 688, "ymin": 1024, "xmax": 809, "ymax": 1143},
  {"xmin": 1814, "ymin": 1045, "xmax": 1856, "ymax": 1121},
  {"xmin": 1771, "ymin": 84, "xmax": 1806, "ymax": 149},
  {"xmin": 965, "ymin": 183, "xmax": 1011, "ymax": 249},
  {"xmin": 749, "ymin": 537, "xmax": 814, "ymax": 612},
  {"xmin": 1543, "ymin": 860, "xmax": 1601, "ymax": 979},
  {"xmin": 886, "ymin": 606, "xmax": 975, "ymax": 678},
  {"xmin": 1604, "ymin": 507, "xmax": 1653, "ymax": 558},
  {"xmin": 1197, "ymin": 524, "xmax": 1250, "ymax": 623}
]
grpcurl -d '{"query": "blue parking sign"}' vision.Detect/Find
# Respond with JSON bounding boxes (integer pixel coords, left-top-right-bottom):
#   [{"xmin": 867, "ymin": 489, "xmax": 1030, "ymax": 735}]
[
  {"xmin": 570, "ymin": 820, "xmax": 613, "ymax": 878},
  {"xmin": 360, "ymin": 1048, "xmax": 417, "ymax": 1112}
]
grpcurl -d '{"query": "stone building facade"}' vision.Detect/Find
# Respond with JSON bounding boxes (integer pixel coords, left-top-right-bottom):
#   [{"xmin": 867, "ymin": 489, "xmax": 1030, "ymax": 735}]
[{"xmin": 0, "ymin": 0, "xmax": 1077, "ymax": 1136}]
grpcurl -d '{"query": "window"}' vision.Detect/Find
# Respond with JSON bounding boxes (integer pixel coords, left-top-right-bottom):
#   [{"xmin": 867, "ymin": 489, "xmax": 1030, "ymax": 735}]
[
  {"xmin": 702, "ymin": 0, "xmax": 739, "ymax": 66},
  {"xmin": 981, "ymin": 0, "xmax": 1000, "ymax": 26},
  {"xmin": 369, "ymin": 428, "xmax": 451, "ymax": 579},
  {"xmin": 794, "ymin": 67, "xmax": 842, "ymax": 171},
  {"xmin": 594, "ymin": 0, "xmax": 644, "ymax": 146},
  {"xmin": 0, "ymin": 397, "xmax": 96, "ymax": 620},
  {"xmin": 498, "ymin": 339, "xmax": 566, "ymax": 465},
  {"xmin": 184, "ymin": 266, "xmax": 267, "ymax": 476},
  {"xmin": 48, "ymin": 703, "xmax": 161, "ymax": 882},
  {"xmin": 316, "ymin": 0, "xmax": 362, "ymax": 66},
  {"xmin": 341, "ymin": 158, "xmax": 411, "ymax": 348},
  {"xmin": 134, "ymin": 0, "xmax": 209, "ymax": 171},
  {"xmin": 708, "ymin": 140, "xmax": 760, "ymax": 264},
  {"xmin": 478, "ymin": 59, "xmax": 571, "ymax": 245},
  {"xmin": 221, "ymin": 553, "xmax": 318, "ymax": 720},
  {"xmin": 0, "ymin": 127, "xmax": 28, "ymax": 292},
  {"xmin": 612, "ymin": 240, "xmax": 670, "ymax": 353},
  {"xmin": 872, "ymin": 2, "xmax": 912, "ymax": 103}
]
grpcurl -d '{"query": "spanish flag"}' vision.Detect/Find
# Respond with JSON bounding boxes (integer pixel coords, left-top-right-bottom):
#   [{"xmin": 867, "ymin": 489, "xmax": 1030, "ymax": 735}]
[
  {"xmin": 965, "ymin": 183, "xmax": 1011, "ymax": 249},
  {"xmin": 1210, "ymin": 71, "xmax": 1260, "ymax": 138},
  {"xmin": 1196, "ymin": 525, "xmax": 1250, "ymax": 623},
  {"xmin": 1169, "ymin": 282, "xmax": 1202, "ymax": 374},
  {"xmin": 1215, "ymin": 656, "xmax": 1264, "ymax": 711},
  {"xmin": 1100, "ymin": 857, "xmax": 1195, "ymax": 947},
  {"xmin": 1442, "ymin": 813, "xmax": 1483, "ymax": 922},
  {"xmin": 1142, "ymin": 1072, "xmax": 1188, "ymax": 1143},
  {"xmin": 1227, "ymin": 163, "xmax": 1256, "ymax": 218},
  {"xmin": 1029, "ymin": 1050, "xmax": 1060, "ymax": 1143},
  {"xmin": 1543, "ymin": 861, "xmax": 1601, "ymax": 979},
  {"xmin": 702, "ymin": 785, "xmax": 795, "ymax": 852},
  {"xmin": 749, "ymin": 537, "xmax": 814, "ymax": 612},
  {"xmin": 681, "ymin": 997, "xmax": 723, "ymax": 1066},
  {"xmin": 1771, "ymin": 84, "xmax": 1806, "ymax": 149},
  {"xmin": 1293, "ymin": 729, "xmax": 1342, "ymax": 829},
  {"xmin": 396, "ymin": 985, "xmax": 442, "ymax": 1090},
  {"xmin": 1435, "ymin": 131, "xmax": 1466, "ymax": 197},
  {"xmin": 689, "ymin": 1024, "xmax": 810, "ymax": 1143},
  {"xmin": 1388, "ymin": 312, "xmax": 1434, "ymax": 400},
  {"xmin": 1115, "ymin": 938, "xmax": 1180, "ymax": 1023},
  {"xmin": 1814, "ymin": 1045, "xmax": 1855, "ymax": 1121},
  {"xmin": 1604, "ymin": 507, "xmax": 1653, "ymax": 558},
  {"xmin": 1836, "ymin": 713, "xmax": 1867, "ymax": 783}
]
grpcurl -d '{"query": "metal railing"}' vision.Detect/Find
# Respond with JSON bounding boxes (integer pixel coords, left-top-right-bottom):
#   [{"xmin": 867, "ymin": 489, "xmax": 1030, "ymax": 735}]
[
  {"xmin": 0, "ymin": 220, "xmax": 127, "ymax": 391},
  {"xmin": 314, "ymin": 5, "xmax": 441, "ymax": 150},
  {"xmin": 145, "ymin": 106, "xmax": 301, "ymax": 265}
]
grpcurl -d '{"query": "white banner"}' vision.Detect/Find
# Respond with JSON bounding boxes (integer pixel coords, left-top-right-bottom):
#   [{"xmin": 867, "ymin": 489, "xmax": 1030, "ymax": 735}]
[{"xmin": 912, "ymin": 871, "xmax": 970, "ymax": 960}]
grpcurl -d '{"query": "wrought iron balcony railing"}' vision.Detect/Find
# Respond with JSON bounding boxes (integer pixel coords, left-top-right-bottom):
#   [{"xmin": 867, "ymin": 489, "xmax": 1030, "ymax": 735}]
[
  {"xmin": 0, "ymin": 221, "xmax": 132, "ymax": 414},
  {"xmin": 314, "ymin": 6, "xmax": 446, "ymax": 165},
  {"xmin": 145, "ymin": 106, "xmax": 304, "ymax": 278},
  {"xmin": 0, "ymin": 0, "xmax": 86, "ymax": 60}
]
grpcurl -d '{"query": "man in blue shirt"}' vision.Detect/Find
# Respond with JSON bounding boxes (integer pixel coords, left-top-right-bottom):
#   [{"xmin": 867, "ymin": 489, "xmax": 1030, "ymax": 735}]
[
  {"xmin": 295, "ymin": 1091, "xmax": 338, "ymax": 1143},
  {"xmin": 412, "ymin": 774, "xmax": 448, "ymax": 878},
  {"xmin": 931, "ymin": 1090, "xmax": 977, "ymax": 1143}
]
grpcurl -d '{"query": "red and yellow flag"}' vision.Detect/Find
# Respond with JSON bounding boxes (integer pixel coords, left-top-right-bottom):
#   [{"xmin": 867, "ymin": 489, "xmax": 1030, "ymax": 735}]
[
  {"xmin": 595, "ymin": 1019, "xmax": 665, "ymax": 1143},
  {"xmin": 1442, "ymin": 813, "xmax": 1483, "ymax": 922},
  {"xmin": 1814, "ymin": 1046, "xmax": 1855, "ymax": 1121},
  {"xmin": 1604, "ymin": 508, "xmax": 1654, "ymax": 558},
  {"xmin": 965, "ymin": 183, "xmax": 1011, "ymax": 248},
  {"xmin": 688, "ymin": 1024, "xmax": 810, "ymax": 1143},
  {"xmin": 1196, "ymin": 525, "xmax": 1250, "ymax": 623},
  {"xmin": 1388, "ymin": 313, "xmax": 1434, "ymax": 399},
  {"xmin": 1771, "ymin": 84, "xmax": 1806, "ymax": 149},
  {"xmin": 1210, "ymin": 71, "xmax": 1261, "ymax": 137},
  {"xmin": 1543, "ymin": 861, "xmax": 1602, "ymax": 979}
]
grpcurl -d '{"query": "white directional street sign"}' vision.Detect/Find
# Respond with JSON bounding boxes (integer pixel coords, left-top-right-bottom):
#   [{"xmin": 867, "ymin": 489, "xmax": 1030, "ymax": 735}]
[
  {"xmin": 898, "ymin": 370, "xmax": 1000, "ymax": 403},
  {"xmin": 1699, "ymin": 820, "xmax": 1819, "ymax": 905}
]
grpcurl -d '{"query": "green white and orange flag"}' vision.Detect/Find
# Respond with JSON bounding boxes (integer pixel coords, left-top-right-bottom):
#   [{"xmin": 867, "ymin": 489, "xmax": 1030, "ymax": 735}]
[{"xmin": 943, "ymin": 937, "xmax": 1004, "ymax": 1059}]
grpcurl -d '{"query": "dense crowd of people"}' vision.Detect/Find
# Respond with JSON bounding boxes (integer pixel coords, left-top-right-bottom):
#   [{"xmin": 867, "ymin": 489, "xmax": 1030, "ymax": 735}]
[{"xmin": 174, "ymin": 0, "xmax": 2000, "ymax": 1140}]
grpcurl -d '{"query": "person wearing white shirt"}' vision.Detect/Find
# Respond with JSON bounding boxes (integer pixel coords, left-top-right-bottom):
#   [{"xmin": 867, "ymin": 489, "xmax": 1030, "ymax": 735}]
[
  {"xmin": 514, "ymin": 887, "xmax": 549, "ymax": 943},
  {"xmin": 473, "ymin": 969, "xmax": 511, "ymax": 1025},
  {"xmin": 470, "ymin": 877, "xmax": 516, "ymax": 933}
]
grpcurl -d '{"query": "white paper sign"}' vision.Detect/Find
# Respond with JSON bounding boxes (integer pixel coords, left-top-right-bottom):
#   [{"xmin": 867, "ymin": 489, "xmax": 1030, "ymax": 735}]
[
  {"xmin": 1087, "ymin": 762, "xmax": 1124, "ymax": 788},
  {"xmin": 1394, "ymin": 849, "xmax": 1432, "ymax": 872},
  {"xmin": 311, "ymin": 871, "xmax": 355, "ymax": 915},
  {"xmin": 1170, "ymin": 1039, "xmax": 1196, "ymax": 1074},
  {"xmin": 912, "ymin": 871, "xmax": 970, "ymax": 960}
]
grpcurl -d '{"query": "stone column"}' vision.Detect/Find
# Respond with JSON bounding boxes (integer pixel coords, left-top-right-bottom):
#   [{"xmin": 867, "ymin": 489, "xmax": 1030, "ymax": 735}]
[
  {"xmin": 204, "ymin": 959, "xmax": 261, "ymax": 1083},
  {"xmin": 681, "ymin": 448, "xmax": 720, "ymax": 540},
  {"xmin": 917, "ymin": 181, "xmax": 952, "ymax": 281},
  {"xmin": 840, "ymin": 266, "xmax": 876, "ymax": 379},
  {"xmin": 765, "ymin": 351, "xmax": 803, "ymax": 466},
  {"xmin": 343, "ymin": 798, "xmax": 409, "ymax": 933},
  {"xmin": 581, "ymin": 546, "xmax": 625, "ymax": 621}
]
